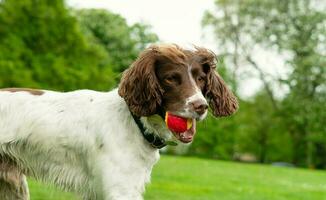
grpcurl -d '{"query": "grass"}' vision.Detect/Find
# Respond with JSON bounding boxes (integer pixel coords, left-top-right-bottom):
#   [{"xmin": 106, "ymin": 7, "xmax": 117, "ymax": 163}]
[
  {"xmin": 29, "ymin": 155, "xmax": 326, "ymax": 200},
  {"xmin": 28, "ymin": 180, "xmax": 77, "ymax": 200}
]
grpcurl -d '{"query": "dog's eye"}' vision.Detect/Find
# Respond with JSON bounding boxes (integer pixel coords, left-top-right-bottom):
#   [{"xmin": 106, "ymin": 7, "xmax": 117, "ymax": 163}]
[
  {"xmin": 164, "ymin": 74, "xmax": 180, "ymax": 85},
  {"xmin": 197, "ymin": 76, "xmax": 205, "ymax": 83},
  {"xmin": 164, "ymin": 76, "xmax": 175, "ymax": 84}
]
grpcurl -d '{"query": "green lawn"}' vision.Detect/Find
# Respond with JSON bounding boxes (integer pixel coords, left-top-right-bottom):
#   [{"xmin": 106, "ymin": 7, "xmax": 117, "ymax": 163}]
[{"xmin": 29, "ymin": 155, "xmax": 326, "ymax": 200}]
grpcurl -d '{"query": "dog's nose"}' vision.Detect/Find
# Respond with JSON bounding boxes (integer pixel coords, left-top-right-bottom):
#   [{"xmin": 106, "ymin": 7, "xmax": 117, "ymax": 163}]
[{"xmin": 191, "ymin": 100, "xmax": 208, "ymax": 115}]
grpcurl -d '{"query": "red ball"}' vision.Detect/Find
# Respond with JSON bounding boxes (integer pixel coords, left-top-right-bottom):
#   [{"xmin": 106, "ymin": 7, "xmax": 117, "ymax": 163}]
[{"xmin": 165, "ymin": 112, "xmax": 192, "ymax": 133}]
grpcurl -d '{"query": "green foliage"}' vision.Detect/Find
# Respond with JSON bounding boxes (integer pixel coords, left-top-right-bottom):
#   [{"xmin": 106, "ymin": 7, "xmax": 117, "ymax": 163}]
[
  {"xmin": 202, "ymin": 0, "xmax": 326, "ymax": 168},
  {"xmin": 190, "ymin": 113, "xmax": 237, "ymax": 160},
  {"xmin": 75, "ymin": 9, "xmax": 158, "ymax": 73},
  {"xmin": 0, "ymin": 0, "xmax": 158, "ymax": 91},
  {"xmin": 0, "ymin": 0, "xmax": 111, "ymax": 90}
]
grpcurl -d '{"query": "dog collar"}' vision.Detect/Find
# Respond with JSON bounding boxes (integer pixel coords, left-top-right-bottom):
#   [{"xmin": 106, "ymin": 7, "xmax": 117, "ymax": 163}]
[{"xmin": 131, "ymin": 113, "xmax": 167, "ymax": 149}]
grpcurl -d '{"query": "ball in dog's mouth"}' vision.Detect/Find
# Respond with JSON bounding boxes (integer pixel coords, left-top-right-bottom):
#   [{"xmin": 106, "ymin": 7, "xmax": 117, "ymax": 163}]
[{"xmin": 165, "ymin": 112, "xmax": 196, "ymax": 143}]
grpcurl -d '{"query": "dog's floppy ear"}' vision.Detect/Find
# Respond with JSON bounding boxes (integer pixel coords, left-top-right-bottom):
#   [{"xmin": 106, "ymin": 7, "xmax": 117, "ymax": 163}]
[
  {"xmin": 196, "ymin": 47, "xmax": 238, "ymax": 117},
  {"xmin": 118, "ymin": 46, "xmax": 163, "ymax": 116}
]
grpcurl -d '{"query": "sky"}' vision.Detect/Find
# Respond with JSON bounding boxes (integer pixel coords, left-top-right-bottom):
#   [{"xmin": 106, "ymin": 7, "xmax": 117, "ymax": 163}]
[
  {"xmin": 67, "ymin": 0, "xmax": 215, "ymax": 47},
  {"xmin": 67, "ymin": 0, "xmax": 286, "ymax": 98}
]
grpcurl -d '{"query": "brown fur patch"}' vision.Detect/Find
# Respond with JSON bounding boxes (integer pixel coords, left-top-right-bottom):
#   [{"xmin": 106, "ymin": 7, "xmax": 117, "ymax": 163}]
[
  {"xmin": 0, "ymin": 88, "xmax": 44, "ymax": 96},
  {"xmin": 0, "ymin": 161, "xmax": 22, "ymax": 186},
  {"xmin": 0, "ymin": 157, "xmax": 29, "ymax": 200}
]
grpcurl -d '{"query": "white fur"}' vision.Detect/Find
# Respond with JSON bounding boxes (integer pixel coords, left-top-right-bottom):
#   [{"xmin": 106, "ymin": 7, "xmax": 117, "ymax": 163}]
[{"xmin": 0, "ymin": 89, "xmax": 164, "ymax": 200}]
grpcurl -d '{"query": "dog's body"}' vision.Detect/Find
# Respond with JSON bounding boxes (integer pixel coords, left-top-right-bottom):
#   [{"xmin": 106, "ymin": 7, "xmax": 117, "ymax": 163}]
[
  {"xmin": 0, "ymin": 89, "xmax": 160, "ymax": 199},
  {"xmin": 0, "ymin": 45, "xmax": 238, "ymax": 200}
]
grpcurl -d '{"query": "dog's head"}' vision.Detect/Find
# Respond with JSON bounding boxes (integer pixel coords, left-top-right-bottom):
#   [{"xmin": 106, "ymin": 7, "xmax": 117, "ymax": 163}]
[{"xmin": 118, "ymin": 44, "xmax": 238, "ymax": 143}]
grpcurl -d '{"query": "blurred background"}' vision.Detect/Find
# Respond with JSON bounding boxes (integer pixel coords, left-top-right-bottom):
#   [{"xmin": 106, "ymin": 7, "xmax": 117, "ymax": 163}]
[{"xmin": 0, "ymin": 0, "xmax": 325, "ymax": 199}]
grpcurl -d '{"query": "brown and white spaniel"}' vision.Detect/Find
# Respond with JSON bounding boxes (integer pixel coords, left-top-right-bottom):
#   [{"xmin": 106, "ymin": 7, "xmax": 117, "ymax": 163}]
[{"xmin": 0, "ymin": 44, "xmax": 238, "ymax": 200}]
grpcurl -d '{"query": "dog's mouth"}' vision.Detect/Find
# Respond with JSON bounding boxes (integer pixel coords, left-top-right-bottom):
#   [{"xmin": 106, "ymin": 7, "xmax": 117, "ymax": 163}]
[
  {"xmin": 165, "ymin": 113, "xmax": 197, "ymax": 143},
  {"xmin": 174, "ymin": 118, "xmax": 196, "ymax": 143}
]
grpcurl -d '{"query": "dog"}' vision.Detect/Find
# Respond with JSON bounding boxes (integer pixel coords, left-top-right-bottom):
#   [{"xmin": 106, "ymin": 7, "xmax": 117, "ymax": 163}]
[{"xmin": 0, "ymin": 44, "xmax": 238, "ymax": 200}]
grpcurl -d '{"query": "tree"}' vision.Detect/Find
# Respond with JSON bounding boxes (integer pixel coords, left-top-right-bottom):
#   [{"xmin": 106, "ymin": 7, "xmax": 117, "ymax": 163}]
[
  {"xmin": 202, "ymin": 0, "xmax": 326, "ymax": 167},
  {"xmin": 0, "ymin": 0, "xmax": 115, "ymax": 91},
  {"xmin": 75, "ymin": 9, "xmax": 158, "ymax": 73},
  {"xmin": 0, "ymin": 0, "xmax": 158, "ymax": 92}
]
